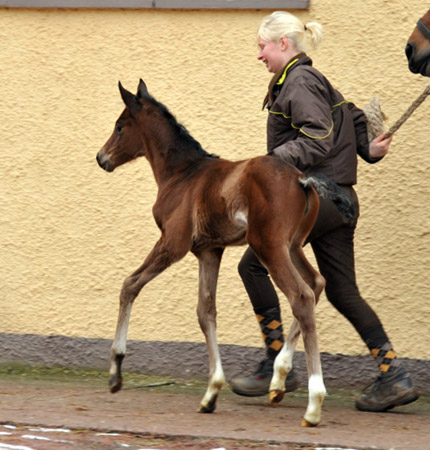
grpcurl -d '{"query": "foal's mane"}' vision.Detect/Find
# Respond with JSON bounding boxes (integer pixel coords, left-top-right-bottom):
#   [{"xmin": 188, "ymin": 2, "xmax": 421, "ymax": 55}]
[{"xmin": 142, "ymin": 92, "xmax": 219, "ymax": 159}]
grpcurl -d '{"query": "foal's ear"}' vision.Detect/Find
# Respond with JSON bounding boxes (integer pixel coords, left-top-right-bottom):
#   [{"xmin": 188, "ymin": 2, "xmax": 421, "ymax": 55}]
[
  {"xmin": 137, "ymin": 79, "xmax": 148, "ymax": 99},
  {"xmin": 118, "ymin": 81, "xmax": 141, "ymax": 113}
]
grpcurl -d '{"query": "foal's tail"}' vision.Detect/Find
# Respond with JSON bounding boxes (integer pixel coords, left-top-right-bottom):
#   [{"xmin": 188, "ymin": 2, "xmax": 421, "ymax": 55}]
[{"xmin": 299, "ymin": 173, "xmax": 356, "ymax": 222}]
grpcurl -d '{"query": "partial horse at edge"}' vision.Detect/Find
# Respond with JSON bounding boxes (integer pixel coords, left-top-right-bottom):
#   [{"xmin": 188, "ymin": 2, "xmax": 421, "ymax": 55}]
[{"xmin": 406, "ymin": 9, "xmax": 430, "ymax": 76}]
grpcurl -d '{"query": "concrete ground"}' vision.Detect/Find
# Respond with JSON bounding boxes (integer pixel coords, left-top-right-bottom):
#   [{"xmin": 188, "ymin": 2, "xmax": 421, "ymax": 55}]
[{"xmin": 0, "ymin": 366, "xmax": 428, "ymax": 450}]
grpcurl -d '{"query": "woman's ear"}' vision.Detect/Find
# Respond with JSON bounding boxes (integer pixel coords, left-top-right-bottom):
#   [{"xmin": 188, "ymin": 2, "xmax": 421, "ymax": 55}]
[{"xmin": 279, "ymin": 36, "xmax": 289, "ymax": 51}]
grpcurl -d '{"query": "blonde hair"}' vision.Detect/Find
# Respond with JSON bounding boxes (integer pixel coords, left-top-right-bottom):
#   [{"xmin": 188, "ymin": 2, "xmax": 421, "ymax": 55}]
[{"xmin": 258, "ymin": 11, "xmax": 323, "ymax": 52}]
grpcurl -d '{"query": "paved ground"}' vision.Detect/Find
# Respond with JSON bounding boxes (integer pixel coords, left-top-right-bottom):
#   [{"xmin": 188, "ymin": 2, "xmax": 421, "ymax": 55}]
[{"xmin": 0, "ymin": 366, "xmax": 428, "ymax": 450}]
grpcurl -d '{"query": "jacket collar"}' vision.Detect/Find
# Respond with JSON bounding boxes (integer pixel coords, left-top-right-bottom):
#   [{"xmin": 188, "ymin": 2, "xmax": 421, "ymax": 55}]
[{"xmin": 263, "ymin": 53, "xmax": 312, "ymax": 109}]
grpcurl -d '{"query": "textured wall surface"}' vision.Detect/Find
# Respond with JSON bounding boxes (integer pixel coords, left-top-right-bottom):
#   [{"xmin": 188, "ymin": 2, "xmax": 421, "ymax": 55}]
[{"xmin": 0, "ymin": 1, "xmax": 429, "ymax": 361}]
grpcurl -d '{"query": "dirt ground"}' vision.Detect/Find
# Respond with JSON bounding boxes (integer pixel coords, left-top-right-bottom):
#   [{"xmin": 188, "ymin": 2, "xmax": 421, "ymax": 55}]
[{"xmin": 0, "ymin": 366, "xmax": 428, "ymax": 450}]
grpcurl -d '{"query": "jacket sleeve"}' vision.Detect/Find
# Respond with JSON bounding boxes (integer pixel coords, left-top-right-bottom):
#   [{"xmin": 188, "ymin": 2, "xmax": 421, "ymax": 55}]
[
  {"xmin": 271, "ymin": 76, "xmax": 334, "ymax": 171},
  {"xmin": 348, "ymin": 103, "xmax": 382, "ymax": 164}
]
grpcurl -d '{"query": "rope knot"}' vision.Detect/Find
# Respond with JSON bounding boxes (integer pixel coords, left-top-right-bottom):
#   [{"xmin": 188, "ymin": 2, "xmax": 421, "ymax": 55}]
[
  {"xmin": 362, "ymin": 97, "xmax": 387, "ymax": 142},
  {"xmin": 363, "ymin": 85, "xmax": 430, "ymax": 140}
]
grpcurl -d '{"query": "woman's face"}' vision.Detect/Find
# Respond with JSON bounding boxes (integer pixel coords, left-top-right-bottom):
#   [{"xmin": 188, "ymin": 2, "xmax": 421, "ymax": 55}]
[{"xmin": 257, "ymin": 37, "xmax": 288, "ymax": 73}]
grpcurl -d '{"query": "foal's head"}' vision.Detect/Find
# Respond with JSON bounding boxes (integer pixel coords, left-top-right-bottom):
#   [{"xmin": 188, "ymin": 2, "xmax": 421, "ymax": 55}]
[
  {"xmin": 97, "ymin": 80, "xmax": 150, "ymax": 172},
  {"xmin": 406, "ymin": 9, "xmax": 430, "ymax": 76},
  {"xmin": 97, "ymin": 80, "xmax": 215, "ymax": 174}
]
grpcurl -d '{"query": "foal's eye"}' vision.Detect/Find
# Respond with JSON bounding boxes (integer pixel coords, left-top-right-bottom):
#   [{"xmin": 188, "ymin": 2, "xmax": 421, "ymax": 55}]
[{"xmin": 116, "ymin": 123, "xmax": 123, "ymax": 134}]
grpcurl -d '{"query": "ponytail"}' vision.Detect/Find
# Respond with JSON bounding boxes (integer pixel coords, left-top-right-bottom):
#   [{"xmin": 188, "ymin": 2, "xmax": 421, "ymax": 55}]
[
  {"xmin": 304, "ymin": 21, "xmax": 323, "ymax": 50},
  {"xmin": 258, "ymin": 11, "xmax": 323, "ymax": 53}
]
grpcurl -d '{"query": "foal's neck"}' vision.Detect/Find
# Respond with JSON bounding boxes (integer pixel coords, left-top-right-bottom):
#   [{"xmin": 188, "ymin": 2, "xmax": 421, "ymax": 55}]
[{"xmin": 144, "ymin": 130, "xmax": 205, "ymax": 186}]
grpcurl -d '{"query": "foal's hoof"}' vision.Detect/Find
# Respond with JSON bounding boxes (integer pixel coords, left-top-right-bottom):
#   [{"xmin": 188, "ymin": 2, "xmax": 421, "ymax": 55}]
[
  {"xmin": 301, "ymin": 418, "xmax": 318, "ymax": 427},
  {"xmin": 109, "ymin": 375, "xmax": 123, "ymax": 394},
  {"xmin": 198, "ymin": 405, "xmax": 214, "ymax": 414},
  {"xmin": 198, "ymin": 396, "xmax": 218, "ymax": 414},
  {"xmin": 269, "ymin": 389, "xmax": 285, "ymax": 405}
]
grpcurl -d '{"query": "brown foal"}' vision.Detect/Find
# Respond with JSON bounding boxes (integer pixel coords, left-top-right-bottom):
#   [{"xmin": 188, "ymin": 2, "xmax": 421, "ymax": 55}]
[{"xmin": 96, "ymin": 80, "xmax": 354, "ymax": 426}]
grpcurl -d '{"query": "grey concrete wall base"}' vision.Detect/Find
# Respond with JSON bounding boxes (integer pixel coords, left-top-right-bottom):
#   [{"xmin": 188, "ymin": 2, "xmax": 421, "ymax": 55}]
[{"xmin": 1, "ymin": 333, "xmax": 429, "ymax": 393}]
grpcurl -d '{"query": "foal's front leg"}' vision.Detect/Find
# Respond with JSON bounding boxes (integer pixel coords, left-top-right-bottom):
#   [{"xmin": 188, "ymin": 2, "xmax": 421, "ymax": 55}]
[
  {"xmin": 109, "ymin": 237, "xmax": 188, "ymax": 393},
  {"xmin": 195, "ymin": 248, "xmax": 225, "ymax": 413}
]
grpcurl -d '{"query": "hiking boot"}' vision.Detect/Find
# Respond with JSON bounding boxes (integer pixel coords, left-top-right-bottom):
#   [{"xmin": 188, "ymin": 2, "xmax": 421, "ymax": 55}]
[
  {"xmin": 231, "ymin": 359, "xmax": 299, "ymax": 397},
  {"xmin": 355, "ymin": 366, "xmax": 419, "ymax": 412}
]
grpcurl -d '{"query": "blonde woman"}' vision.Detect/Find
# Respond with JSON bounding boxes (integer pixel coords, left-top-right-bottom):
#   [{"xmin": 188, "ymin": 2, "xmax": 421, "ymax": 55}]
[{"xmin": 231, "ymin": 11, "xmax": 418, "ymax": 412}]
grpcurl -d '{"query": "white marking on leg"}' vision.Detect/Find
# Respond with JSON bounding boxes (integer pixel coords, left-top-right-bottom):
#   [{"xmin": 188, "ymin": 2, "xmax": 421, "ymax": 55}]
[
  {"xmin": 201, "ymin": 360, "xmax": 225, "ymax": 408},
  {"xmin": 270, "ymin": 344, "xmax": 292, "ymax": 391},
  {"xmin": 304, "ymin": 373, "xmax": 326, "ymax": 425},
  {"xmin": 109, "ymin": 302, "xmax": 133, "ymax": 377},
  {"xmin": 270, "ymin": 323, "xmax": 299, "ymax": 392},
  {"xmin": 113, "ymin": 303, "xmax": 133, "ymax": 354},
  {"xmin": 200, "ymin": 324, "xmax": 225, "ymax": 410}
]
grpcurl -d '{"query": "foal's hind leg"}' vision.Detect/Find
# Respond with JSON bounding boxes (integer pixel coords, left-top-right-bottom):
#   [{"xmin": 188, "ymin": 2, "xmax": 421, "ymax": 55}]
[
  {"xmin": 271, "ymin": 319, "xmax": 301, "ymax": 403},
  {"xmin": 290, "ymin": 246, "xmax": 326, "ymax": 426},
  {"xmin": 109, "ymin": 236, "xmax": 188, "ymax": 393},
  {"xmin": 194, "ymin": 248, "xmax": 226, "ymax": 413},
  {"xmin": 272, "ymin": 244, "xmax": 326, "ymax": 399},
  {"xmin": 250, "ymin": 241, "xmax": 325, "ymax": 426},
  {"xmin": 272, "ymin": 260, "xmax": 325, "ymax": 426}
]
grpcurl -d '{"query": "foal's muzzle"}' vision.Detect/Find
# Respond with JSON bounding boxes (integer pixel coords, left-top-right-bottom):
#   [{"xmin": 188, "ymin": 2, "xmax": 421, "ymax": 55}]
[
  {"xmin": 405, "ymin": 43, "xmax": 430, "ymax": 76},
  {"xmin": 96, "ymin": 151, "xmax": 114, "ymax": 172}
]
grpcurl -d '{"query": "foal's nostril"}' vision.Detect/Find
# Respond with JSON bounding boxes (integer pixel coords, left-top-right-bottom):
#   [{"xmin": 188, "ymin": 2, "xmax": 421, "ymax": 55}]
[
  {"xmin": 405, "ymin": 43, "xmax": 415, "ymax": 60},
  {"xmin": 96, "ymin": 153, "xmax": 104, "ymax": 168}
]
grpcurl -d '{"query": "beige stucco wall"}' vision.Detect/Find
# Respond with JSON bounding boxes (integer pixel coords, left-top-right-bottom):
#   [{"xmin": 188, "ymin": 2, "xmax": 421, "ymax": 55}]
[{"xmin": 1, "ymin": 1, "xmax": 428, "ymax": 360}]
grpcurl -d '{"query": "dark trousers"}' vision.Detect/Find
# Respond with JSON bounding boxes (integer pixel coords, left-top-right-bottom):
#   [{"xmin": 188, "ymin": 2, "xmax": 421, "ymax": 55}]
[{"xmin": 238, "ymin": 186, "xmax": 389, "ymax": 350}]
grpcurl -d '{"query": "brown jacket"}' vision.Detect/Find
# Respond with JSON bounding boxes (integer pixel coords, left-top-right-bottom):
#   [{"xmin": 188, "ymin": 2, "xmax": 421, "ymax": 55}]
[{"xmin": 266, "ymin": 54, "xmax": 379, "ymax": 186}]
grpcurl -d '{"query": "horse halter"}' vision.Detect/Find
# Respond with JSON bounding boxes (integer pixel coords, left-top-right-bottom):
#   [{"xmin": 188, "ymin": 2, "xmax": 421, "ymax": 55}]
[{"xmin": 416, "ymin": 18, "xmax": 430, "ymax": 40}]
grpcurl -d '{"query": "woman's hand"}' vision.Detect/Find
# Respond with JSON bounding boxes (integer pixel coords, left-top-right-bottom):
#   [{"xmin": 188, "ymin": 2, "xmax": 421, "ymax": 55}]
[{"xmin": 369, "ymin": 133, "xmax": 392, "ymax": 159}]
